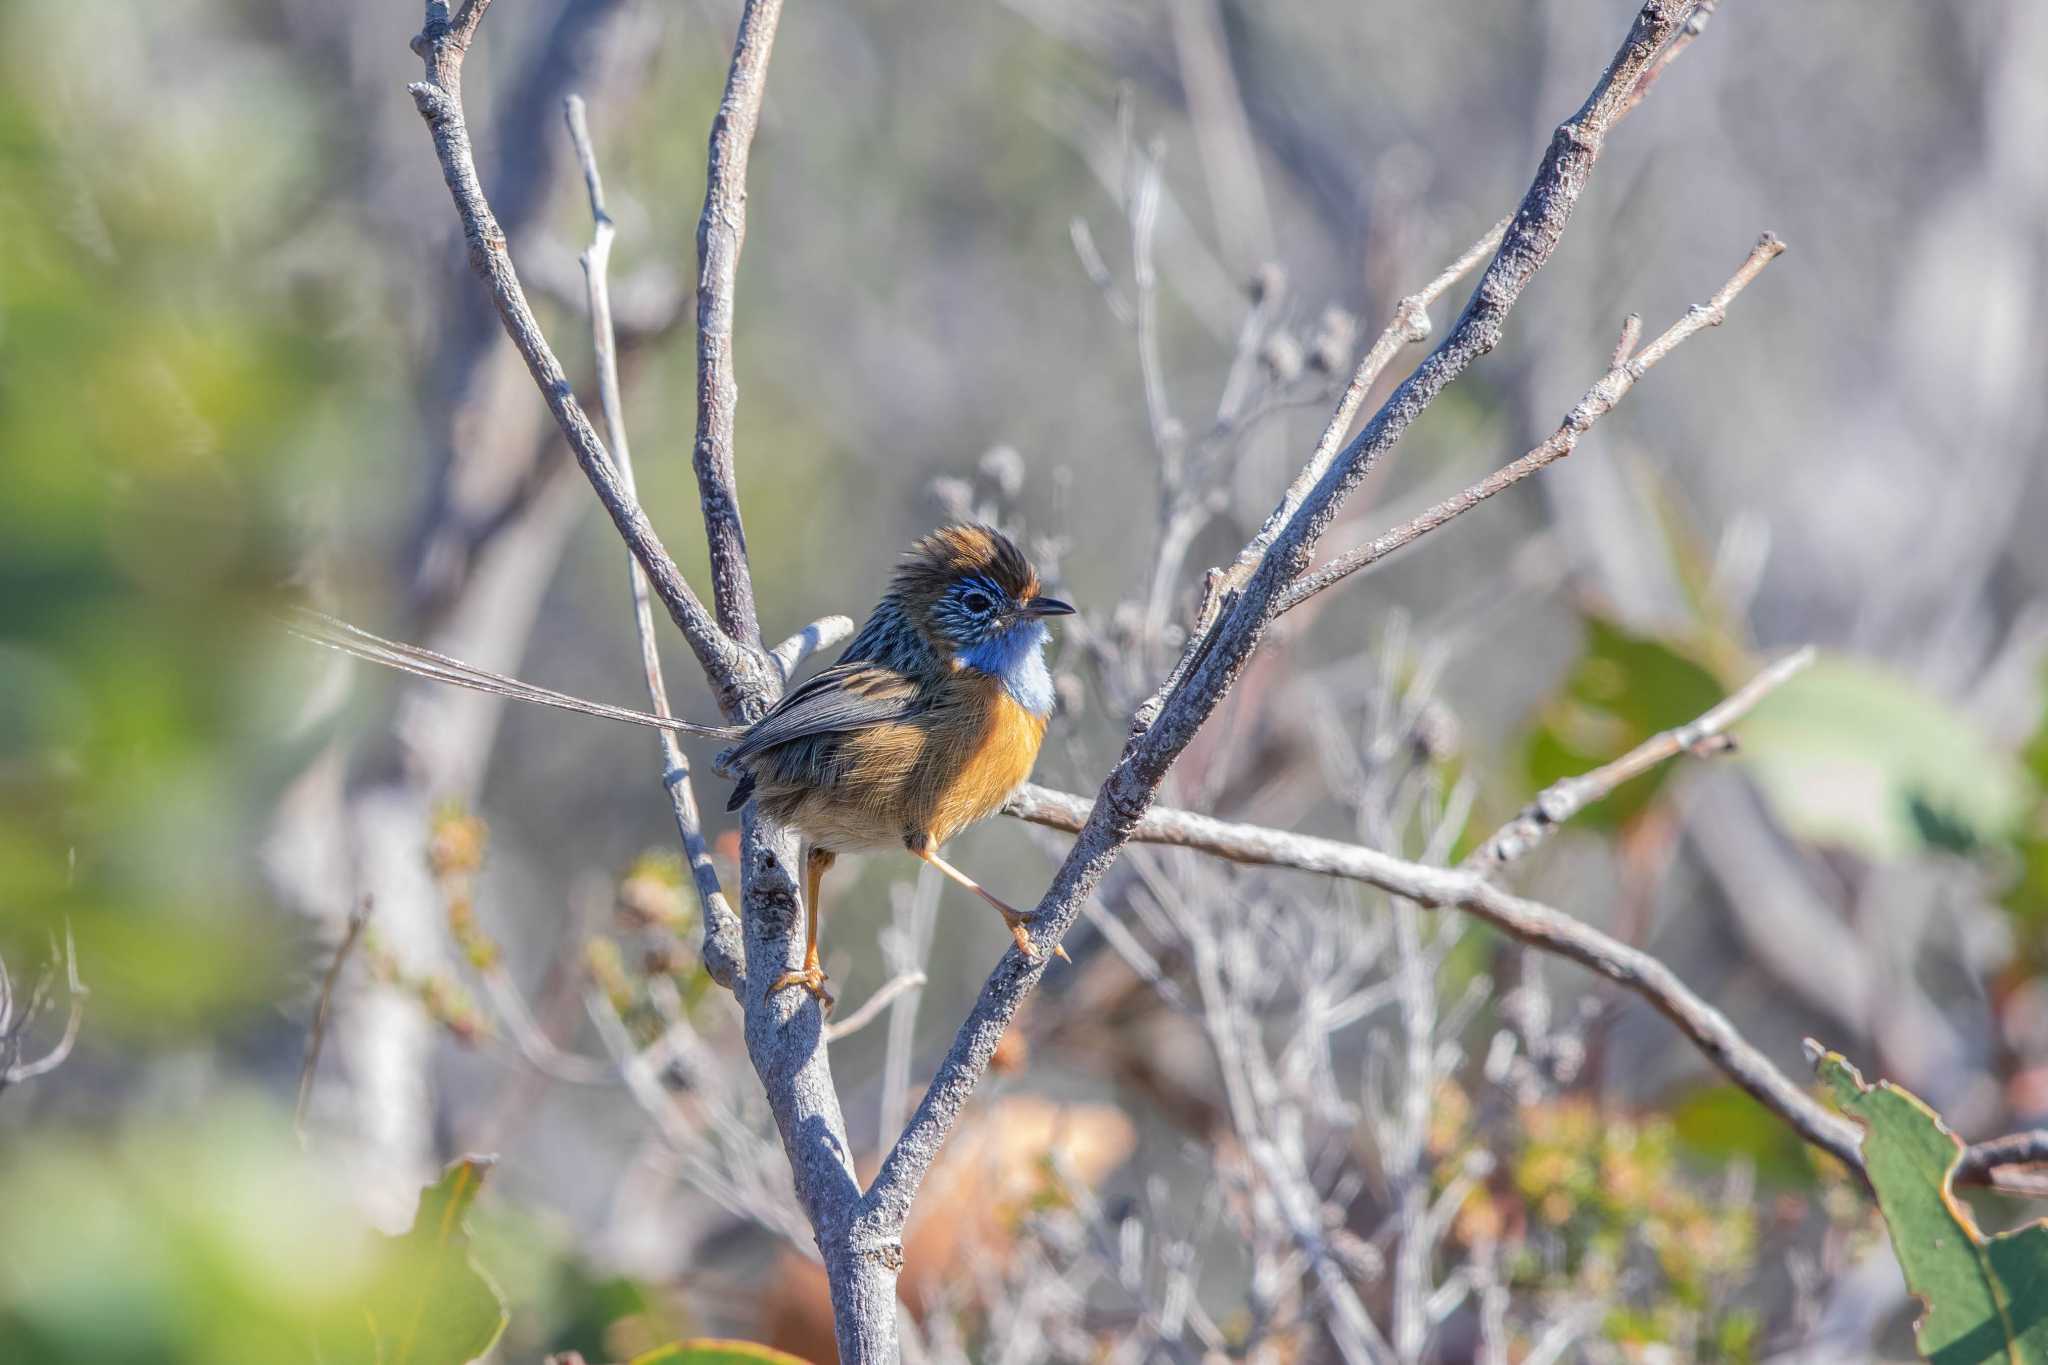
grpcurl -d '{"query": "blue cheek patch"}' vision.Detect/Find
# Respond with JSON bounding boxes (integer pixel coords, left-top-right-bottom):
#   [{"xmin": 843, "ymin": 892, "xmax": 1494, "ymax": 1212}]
[{"xmin": 956, "ymin": 620, "xmax": 1055, "ymax": 716}]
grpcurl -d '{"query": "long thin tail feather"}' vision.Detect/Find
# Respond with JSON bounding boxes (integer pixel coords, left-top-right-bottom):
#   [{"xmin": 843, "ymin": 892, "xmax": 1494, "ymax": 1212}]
[{"xmin": 283, "ymin": 607, "xmax": 745, "ymax": 741}]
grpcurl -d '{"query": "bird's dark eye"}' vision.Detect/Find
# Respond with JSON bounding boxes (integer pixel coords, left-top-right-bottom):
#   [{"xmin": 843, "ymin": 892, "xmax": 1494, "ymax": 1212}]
[{"xmin": 961, "ymin": 590, "xmax": 993, "ymax": 616}]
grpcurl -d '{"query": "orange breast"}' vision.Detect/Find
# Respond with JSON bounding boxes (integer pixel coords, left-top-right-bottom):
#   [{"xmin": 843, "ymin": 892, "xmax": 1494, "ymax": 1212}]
[{"xmin": 913, "ymin": 674, "xmax": 1048, "ymax": 846}]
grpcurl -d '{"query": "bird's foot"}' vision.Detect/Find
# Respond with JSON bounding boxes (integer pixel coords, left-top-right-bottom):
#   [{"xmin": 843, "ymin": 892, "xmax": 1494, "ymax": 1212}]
[
  {"xmin": 770, "ymin": 963, "xmax": 836, "ymax": 1011},
  {"xmin": 1000, "ymin": 908, "xmax": 1072, "ymax": 965}
]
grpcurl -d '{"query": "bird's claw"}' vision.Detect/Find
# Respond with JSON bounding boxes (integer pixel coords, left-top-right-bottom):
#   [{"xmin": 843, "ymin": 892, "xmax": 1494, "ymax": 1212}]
[
  {"xmin": 771, "ymin": 964, "xmax": 835, "ymax": 1012},
  {"xmin": 1002, "ymin": 911, "xmax": 1070, "ymax": 965}
]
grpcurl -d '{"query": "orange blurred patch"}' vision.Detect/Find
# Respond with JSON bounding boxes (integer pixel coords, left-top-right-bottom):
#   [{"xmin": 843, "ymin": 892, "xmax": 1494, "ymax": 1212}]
[{"xmin": 758, "ymin": 1095, "xmax": 1136, "ymax": 1362}]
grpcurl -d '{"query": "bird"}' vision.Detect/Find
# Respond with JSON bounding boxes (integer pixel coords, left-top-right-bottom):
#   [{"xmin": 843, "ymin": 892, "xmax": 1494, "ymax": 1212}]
[{"xmin": 286, "ymin": 523, "xmax": 1075, "ymax": 1010}]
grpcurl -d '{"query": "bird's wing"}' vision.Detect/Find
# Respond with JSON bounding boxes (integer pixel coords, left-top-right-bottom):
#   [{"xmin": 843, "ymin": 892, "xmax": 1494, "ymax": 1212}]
[{"xmin": 721, "ymin": 661, "xmax": 925, "ymax": 766}]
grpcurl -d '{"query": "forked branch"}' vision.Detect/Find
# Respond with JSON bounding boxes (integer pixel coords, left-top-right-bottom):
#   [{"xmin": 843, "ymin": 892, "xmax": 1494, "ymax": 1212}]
[
  {"xmin": 408, "ymin": 8, "xmax": 763, "ymax": 717},
  {"xmin": 1277, "ymin": 233, "xmax": 1787, "ymax": 613},
  {"xmin": 857, "ymin": 0, "xmax": 1702, "ymax": 1243}
]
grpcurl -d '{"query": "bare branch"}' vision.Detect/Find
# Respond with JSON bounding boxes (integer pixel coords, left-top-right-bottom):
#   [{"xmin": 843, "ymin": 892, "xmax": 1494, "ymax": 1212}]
[
  {"xmin": 295, "ymin": 899, "xmax": 370, "ymax": 1137},
  {"xmin": 691, "ymin": 0, "xmax": 785, "ymax": 649},
  {"xmin": 1253, "ymin": 216, "xmax": 1509, "ymax": 587},
  {"xmin": 1008, "ymin": 785, "xmax": 2048, "ymax": 1200},
  {"xmin": 1951, "ymin": 1128, "xmax": 2048, "ymax": 1197},
  {"xmin": 1149, "ymin": 217, "xmax": 1508, "ymax": 696},
  {"xmin": 565, "ymin": 92, "xmax": 745, "ymax": 988},
  {"xmin": 1466, "ymin": 644, "xmax": 1814, "ymax": 874},
  {"xmin": 1621, "ymin": 0, "xmax": 1718, "ymax": 117},
  {"xmin": 824, "ymin": 972, "xmax": 929, "ymax": 1044},
  {"xmin": 407, "ymin": 8, "xmax": 764, "ymax": 718},
  {"xmin": 858, "ymin": 0, "xmax": 1704, "ymax": 1244},
  {"xmin": 1004, "ymin": 778, "xmax": 1867, "ymax": 1175},
  {"xmin": 770, "ymin": 614, "xmax": 857, "ymax": 685},
  {"xmin": 1, "ymin": 922, "xmax": 86, "ymax": 1092},
  {"xmin": 1277, "ymin": 233, "xmax": 1786, "ymax": 612}
]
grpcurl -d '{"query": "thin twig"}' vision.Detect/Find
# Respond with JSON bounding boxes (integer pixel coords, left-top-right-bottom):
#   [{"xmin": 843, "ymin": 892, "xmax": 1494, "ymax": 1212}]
[
  {"xmin": 476, "ymin": 957, "xmax": 617, "ymax": 1085},
  {"xmin": 1277, "ymin": 233, "xmax": 1786, "ymax": 612},
  {"xmin": 1621, "ymin": 0, "xmax": 1718, "ymax": 116},
  {"xmin": 1466, "ymin": 644, "xmax": 1813, "ymax": 873},
  {"xmin": 0, "ymin": 922, "xmax": 85, "ymax": 1091},
  {"xmin": 1143, "ymin": 218, "xmax": 1509, "ymax": 715},
  {"xmin": 565, "ymin": 92, "xmax": 745, "ymax": 989},
  {"xmin": 296, "ymin": 900, "xmax": 369, "ymax": 1139},
  {"xmin": 1951, "ymin": 1128, "xmax": 2048, "ymax": 1197},
  {"xmin": 769, "ymin": 614, "xmax": 857, "ymax": 685},
  {"xmin": 824, "ymin": 971, "xmax": 929, "ymax": 1044}
]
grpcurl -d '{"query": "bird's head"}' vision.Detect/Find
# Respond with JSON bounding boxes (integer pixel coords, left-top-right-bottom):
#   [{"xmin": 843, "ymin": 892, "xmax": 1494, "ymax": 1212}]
[{"xmin": 892, "ymin": 525, "xmax": 1072, "ymax": 700}]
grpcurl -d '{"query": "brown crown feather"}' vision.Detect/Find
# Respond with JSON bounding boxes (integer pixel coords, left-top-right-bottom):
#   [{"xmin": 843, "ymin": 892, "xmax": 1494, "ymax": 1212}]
[{"xmin": 891, "ymin": 524, "xmax": 1041, "ymax": 605}]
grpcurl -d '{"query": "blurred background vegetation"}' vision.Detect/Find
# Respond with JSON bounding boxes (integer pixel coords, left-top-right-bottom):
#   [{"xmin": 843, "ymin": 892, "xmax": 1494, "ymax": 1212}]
[{"xmin": 4, "ymin": 0, "xmax": 2047, "ymax": 1360}]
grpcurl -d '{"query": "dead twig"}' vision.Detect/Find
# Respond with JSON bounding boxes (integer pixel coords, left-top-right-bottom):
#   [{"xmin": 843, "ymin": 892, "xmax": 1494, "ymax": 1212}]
[
  {"xmin": 1465, "ymin": 642, "xmax": 1812, "ymax": 874},
  {"xmin": 824, "ymin": 971, "xmax": 930, "ymax": 1044},
  {"xmin": 295, "ymin": 900, "xmax": 369, "ymax": 1139},
  {"xmin": 1277, "ymin": 233, "xmax": 1786, "ymax": 613}
]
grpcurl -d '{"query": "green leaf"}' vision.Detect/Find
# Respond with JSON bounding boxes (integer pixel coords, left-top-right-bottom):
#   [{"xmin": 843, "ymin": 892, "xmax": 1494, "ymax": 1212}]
[
  {"xmin": 626, "ymin": 1341, "xmax": 815, "ymax": 1365},
  {"xmin": 1523, "ymin": 617, "xmax": 1725, "ymax": 828},
  {"xmin": 330, "ymin": 1156, "xmax": 509, "ymax": 1365},
  {"xmin": 1739, "ymin": 655, "xmax": 2032, "ymax": 862},
  {"xmin": 2005, "ymin": 668, "xmax": 2048, "ymax": 924},
  {"xmin": 1814, "ymin": 1047, "xmax": 2048, "ymax": 1361}
]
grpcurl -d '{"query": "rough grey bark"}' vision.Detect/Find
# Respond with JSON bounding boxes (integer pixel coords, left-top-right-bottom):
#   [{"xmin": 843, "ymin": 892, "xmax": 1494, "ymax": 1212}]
[{"xmin": 690, "ymin": 0, "xmax": 782, "ymax": 650}]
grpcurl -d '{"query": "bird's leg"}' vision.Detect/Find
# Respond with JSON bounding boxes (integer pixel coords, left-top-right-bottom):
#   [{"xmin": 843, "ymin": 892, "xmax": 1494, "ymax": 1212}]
[
  {"xmin": 907, "ymin": 835, "xmax": 1070, "ymax": 964},
  {"xmin": 771, "ymin": 845, "xmax": 837, "ymax": 1010}
]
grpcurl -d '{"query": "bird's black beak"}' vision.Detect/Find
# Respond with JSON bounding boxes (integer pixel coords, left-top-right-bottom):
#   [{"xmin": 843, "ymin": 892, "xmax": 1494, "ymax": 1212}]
[{"xmin": 1022, "ymin": 595, "xmax": 1075, "ymax": 618}]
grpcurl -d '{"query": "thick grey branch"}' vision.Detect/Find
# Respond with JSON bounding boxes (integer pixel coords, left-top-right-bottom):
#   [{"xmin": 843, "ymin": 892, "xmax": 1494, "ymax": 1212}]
[
  {"xmin": 856, "ymin": 0, "xmax": 1699, "ymax": 1242},
  {"xmin": 691, "ymin": 0, "xmax": 784, "ymax": 650}
]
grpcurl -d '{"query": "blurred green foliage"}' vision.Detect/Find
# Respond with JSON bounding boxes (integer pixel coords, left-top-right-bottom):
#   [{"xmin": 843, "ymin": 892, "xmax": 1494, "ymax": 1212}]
[
  {"xmin": 0, "ymin": 1103, "xmax": 423, "ymax": 1363},
  {"xmin": 0, "ymin": 1104, "xmax": 716, "ymax": 1365},
  {"xmin": 1740, "ymin": 655, "xmax": 2033, "ymax": 862},
  {"xmin": 1521, "ymin": 610, "xmax": 2043, "ymax": 878},
  {"xmin": 333, "ymin": 1157, "xmax": 509, "ymax": 1365},
  {"xmin": 0, "ymin": 0, "xmax": 361, "ymax": 1039},
  {"xmin": 1671, "ymin": 1083, "xmax": 1823, "ymax": 1188},
  {"xmin": 1432, "ymin": 1084, "xmax": 1764, "ymax": 1361},
  {"xmin": 2002, "ymin": 669, "xmax": 2048, "ymax": 943}
]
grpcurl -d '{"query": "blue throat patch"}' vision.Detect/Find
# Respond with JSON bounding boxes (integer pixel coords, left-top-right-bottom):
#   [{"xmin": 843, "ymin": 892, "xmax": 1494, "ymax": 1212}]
[{"xmin": 956, "ymin": 620, "xmax": 1055, "ymax": 716}]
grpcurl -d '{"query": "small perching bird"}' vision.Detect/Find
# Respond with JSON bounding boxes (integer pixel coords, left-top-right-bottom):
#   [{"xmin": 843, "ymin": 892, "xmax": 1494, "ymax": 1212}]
[{"xmin": 288, "ymin": 524, "xmax": 1074, "ymax": 1009}]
